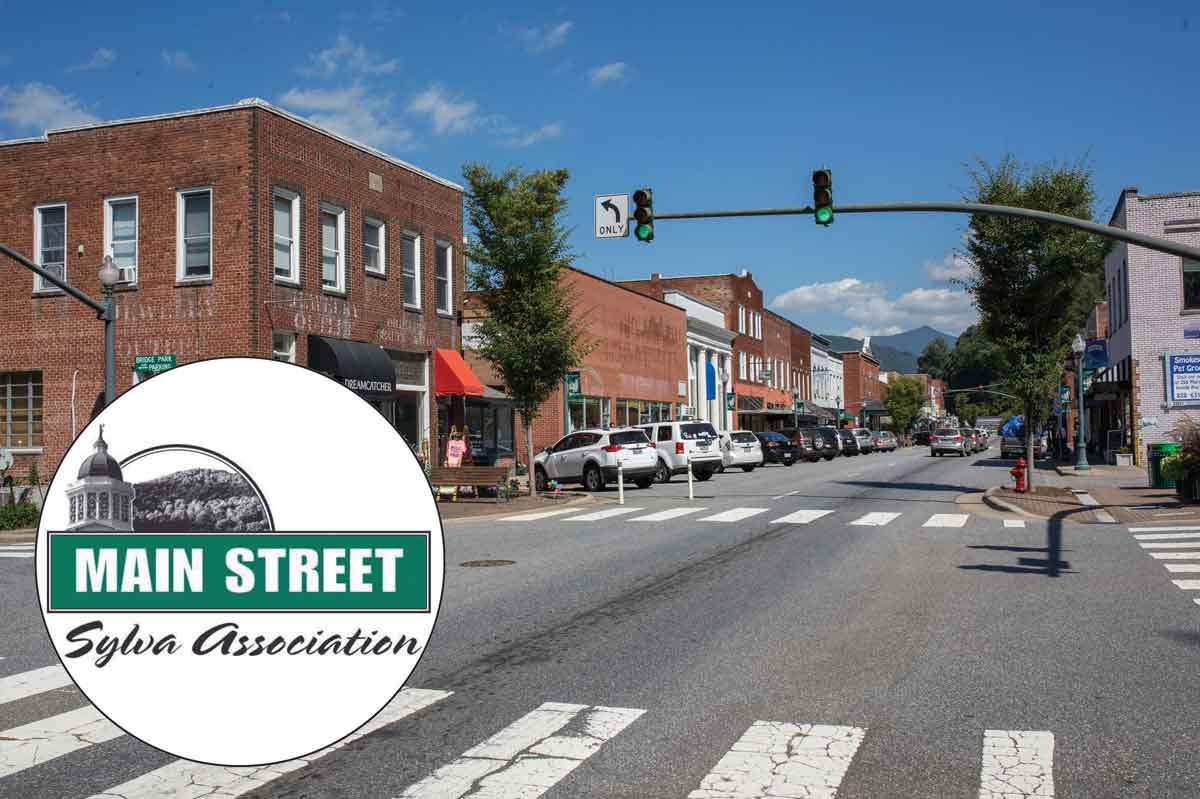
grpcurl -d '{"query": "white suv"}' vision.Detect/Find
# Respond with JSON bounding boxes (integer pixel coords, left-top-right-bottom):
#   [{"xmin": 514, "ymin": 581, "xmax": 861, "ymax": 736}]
[
  {"xmin": 534, "ymin": 428, "xmax": 658, "ymax": 492},
  {"xmin": 639, "ymin": 420, "xmax": 724, "ymax": 483},
  {"xmin": 719, "ymin": 430, "xmax": 763, "ymax": 472}
]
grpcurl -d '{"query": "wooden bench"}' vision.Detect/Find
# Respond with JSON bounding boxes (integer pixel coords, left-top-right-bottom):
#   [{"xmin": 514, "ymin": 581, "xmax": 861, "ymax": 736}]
[{"xmin": 428, "ymin": 466, "xmax": 513, "ymax": 503}]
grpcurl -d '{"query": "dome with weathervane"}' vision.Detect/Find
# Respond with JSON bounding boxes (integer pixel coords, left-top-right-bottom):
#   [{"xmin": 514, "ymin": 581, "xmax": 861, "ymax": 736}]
[
  {"xmin": 67, "ymin": 425, "xmax": 135, "ymax": 532},
  {"xmin": 77, "ymin": 426, "xmax": 123, "ymax": 481}
]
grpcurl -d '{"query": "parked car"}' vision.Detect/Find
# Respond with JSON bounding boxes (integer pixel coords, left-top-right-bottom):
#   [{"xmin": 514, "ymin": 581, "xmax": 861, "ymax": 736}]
[
  {"xmin": 975, "ymin": 429, "xmax": 991, "ymax": 452},
  {"xmin": 534, "ymin": 427, "xmax": 658, "ymax": 492},
  {"xmin": 851, "ymin": 428, "xmax": 875, "ymax": 454},
  {"xmin": 871, "ymin": 430, "xmax": 898, "ymax": 452},
  {"xmin": 931, "ymin": 427, "xmax": 968, "ymax": 457},
  {"xmin": 756, "ymin": 431, "xmax": 802, "ymax": 466},
  {"xmin": 912, "ymin": 430, "xmax": 932, "ymax": 446},
  {"xmin": 718, "ymin": 430, "xmax": 763, "ymax": 472},
  {"xmin": 838, "ymin": 428, "xmax": 861, "ymax": 456},
  {"xmin": 812, "ymin": 426, "xmax": 843, "ymax": 461},
  {"xmin": 778, "ymin": 427, "xmax": 825, "ymax": 463},
  {"xmin": 639, "ymin": 420, "xmax": 724, "ymax": 483},
  {"xmin": 959, "ymin": 428, "xmax": 982, "ymax": 455},
  {"xmin": 1001, "ymin": 433, "xmax": 1048, "ymax": 459}
]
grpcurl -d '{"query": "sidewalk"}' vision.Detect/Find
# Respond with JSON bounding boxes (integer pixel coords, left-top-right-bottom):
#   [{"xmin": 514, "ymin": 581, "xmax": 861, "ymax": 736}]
[{"xmin": 436, "ymin": 490, "xmax": 593, "ymax": 522}]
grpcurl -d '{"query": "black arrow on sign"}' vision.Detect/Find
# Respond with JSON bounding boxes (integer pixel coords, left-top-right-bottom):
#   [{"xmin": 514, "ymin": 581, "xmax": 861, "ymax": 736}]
[{"xmin": 601, "ymin": 199, "xmax": 621, "ymax": 224}]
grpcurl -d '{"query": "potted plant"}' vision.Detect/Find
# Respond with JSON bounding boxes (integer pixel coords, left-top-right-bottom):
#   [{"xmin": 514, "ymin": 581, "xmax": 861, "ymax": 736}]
[
  {"xmin": 1165, "ymin": 417, "xmax": 1200, "ymax": 501},
  {"xmin": 1115, "ymin": 447, "xmax": 1134, "ymax": 467}
]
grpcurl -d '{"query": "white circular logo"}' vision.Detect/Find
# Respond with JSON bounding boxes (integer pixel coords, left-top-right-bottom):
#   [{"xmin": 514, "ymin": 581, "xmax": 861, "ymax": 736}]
[{"xmin": 36, "ymin": 358, "xmax": 444, "ymax": 765}]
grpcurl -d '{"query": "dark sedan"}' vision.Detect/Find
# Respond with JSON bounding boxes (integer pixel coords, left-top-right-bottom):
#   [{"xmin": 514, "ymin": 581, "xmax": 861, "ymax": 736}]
[{"xmin": 756, "ymin": 431, "xmax": 801, "ymax": 466}]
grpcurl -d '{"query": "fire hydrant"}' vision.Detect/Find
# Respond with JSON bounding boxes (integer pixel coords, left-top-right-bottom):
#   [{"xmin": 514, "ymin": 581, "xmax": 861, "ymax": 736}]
[{"xmin": 1010, "ymin": 457, "xmax": 1027, "ymax": 494}]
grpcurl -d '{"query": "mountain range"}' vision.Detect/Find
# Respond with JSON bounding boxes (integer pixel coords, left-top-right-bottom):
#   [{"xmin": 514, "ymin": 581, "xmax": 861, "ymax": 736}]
[{"xmin": 820, "ymin": 326, "xmax": 958, "ymax": 374}]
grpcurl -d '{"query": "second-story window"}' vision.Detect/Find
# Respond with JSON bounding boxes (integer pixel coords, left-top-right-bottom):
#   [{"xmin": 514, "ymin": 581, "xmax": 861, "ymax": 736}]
[
  {"xmin": 34, "ymin": 203, "xmax": 66, "ymax": 292},
  {"xmin": 321, "ymin": 205, "xmax": 345, "ymax": 293},
  {"xmin": 272, "ymin": 189, "xmax": 300, "ymax": 283},
  {"xmin": 177, "ymin": 188, "xmax": 212, "ymax": 280},
  {"xmin": 1184, "ymin": 259, "xmax": 1200, "ymax": 311},
  {"xmin": 105, "ymin": 196, "xmax": 138, "ymax": 284},
  {"xmin": 402, "ymin": 232, "xmax": 420, "ymax": 308},
  {"xmin": 435, "ymin": 240, "xmax": 452, "ymax": 314},
  {"xmin": 363, "ymin": 217, "xmax": 385, "ymax": 276}
]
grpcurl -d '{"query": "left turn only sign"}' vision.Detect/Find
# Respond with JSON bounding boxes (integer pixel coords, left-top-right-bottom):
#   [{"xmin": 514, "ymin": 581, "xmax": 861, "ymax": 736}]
[{"xmin": 595, "ymin": 194, "xmax": 629, "ymax": 239}]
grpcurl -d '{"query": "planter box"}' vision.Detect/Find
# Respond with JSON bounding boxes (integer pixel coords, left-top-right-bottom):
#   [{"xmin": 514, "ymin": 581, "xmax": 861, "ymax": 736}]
[
  {"xmin": 1183, "ymin": 476, "xmax": 1200, "ymax": 503},
  {"xmin": 1115, "ymin": 452, "xmax": 1134, "ymax": 467}
]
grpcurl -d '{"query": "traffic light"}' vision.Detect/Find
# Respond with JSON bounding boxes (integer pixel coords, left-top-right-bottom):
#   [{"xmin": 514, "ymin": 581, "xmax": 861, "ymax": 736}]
[
  {"xmin": 812, "ymin": 169, "xmax": 833, "ymax": 226},
  {"xmin": 633, "ymin": 188, "xmax": 654, "ymax": 243}
]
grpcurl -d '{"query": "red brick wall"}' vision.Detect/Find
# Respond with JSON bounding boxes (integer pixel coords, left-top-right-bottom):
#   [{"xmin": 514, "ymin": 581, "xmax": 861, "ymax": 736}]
[
  {"xmin": 760, "ymin": 310, "xmax": 793, "ymax": 408},
  {"xmin": 840, "ymin": 352, "xmax": 881, "ymax": 419},
  {"xmin": 790, "ymin": 324, "xmax": 813, "ymax": 401}
]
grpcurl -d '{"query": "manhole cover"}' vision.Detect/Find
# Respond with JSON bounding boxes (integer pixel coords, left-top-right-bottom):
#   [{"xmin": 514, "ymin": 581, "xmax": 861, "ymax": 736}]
[{"xmin": 460, "ymin": 559, "xmax": 515, "ymax": 567}]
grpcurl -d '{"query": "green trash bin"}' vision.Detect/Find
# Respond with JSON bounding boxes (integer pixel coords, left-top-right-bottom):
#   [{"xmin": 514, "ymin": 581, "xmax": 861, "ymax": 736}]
[{"xmin": 1149, "ymin": 441, "xmax": 1181, "ymax": 489}]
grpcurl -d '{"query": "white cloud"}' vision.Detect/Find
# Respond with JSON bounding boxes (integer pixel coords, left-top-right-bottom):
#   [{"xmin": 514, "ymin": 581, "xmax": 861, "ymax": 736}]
[
  {"xmin": 845, "ymin": 325, "xmax": 904, "ymax": 338},
  {"xmin": 161, "ymin": 49, "xmax": 195, "ymax": 71},
  {"xmin": 72, "ymin": 48, "xmax": 116, "ymax": 71},
  {"xmin": 589, "ymin": 61, "xmax": 626, "ymax": 84},
  {"xmin": 278, "ymin": 85, "xmax": 413, "ymax": 150},
  {"xmin": 923, "ymin": 251, "xmax": 974, "ymax": 281},
  {"xmin": 769, "ymin": 278, "xmax": 882, "ymax": 310},
  {"xmin": 503, "ymin": 122, "xmax": 562, "ymax": 147},
  {"xmin": 0, "ymin": 83, "xmax": 98, "ymax": 132},
  {"xmin": 408, "ymin": 84, "xmax": 477, "ymax": 134},
  {"xmin": 301, "ymin": 34, "xmax": 398, "ymax": 78},
  {"xmin": 770, "ymin": 277, "xmax": 978, "ymax": 337},
  {"xmin": 512, "ymin": 21, "xmax": 572, "ymax": 52}
]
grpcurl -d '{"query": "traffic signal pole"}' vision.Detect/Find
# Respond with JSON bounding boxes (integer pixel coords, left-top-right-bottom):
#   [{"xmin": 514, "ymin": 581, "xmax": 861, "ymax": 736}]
[{"xmin": 652, "ymin": 201, "xmax": 1200, "ymax": 262}]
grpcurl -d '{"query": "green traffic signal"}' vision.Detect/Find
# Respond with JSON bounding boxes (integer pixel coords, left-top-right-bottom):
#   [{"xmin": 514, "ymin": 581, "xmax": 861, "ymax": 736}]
[
  {"xmin": 633, "ymin": 187, "xmax": 654, "ymax": 243},
  {"xmin": 812, "ymin": 169, "xmax": 833, "ymax": 226},
  {"xmin": 635, "ymin": 223, "xmax": 654, "ymax": 241},
  {"xmin": 815, "ymin": 206, "xmax": 833, "ymax": 224}
]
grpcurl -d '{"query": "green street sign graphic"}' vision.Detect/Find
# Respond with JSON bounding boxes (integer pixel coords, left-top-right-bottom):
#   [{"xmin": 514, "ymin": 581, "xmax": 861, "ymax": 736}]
[
  {"xmin": 48, "ymin": 532, "xmax": 430, "ymax": 612},
  {"xmin": 134, "ymin": 354, "xmax": 176, "ymax": 374},
  {"xmin": 566, "ymin": 371, "xmax": 581, "ymax": 399}
]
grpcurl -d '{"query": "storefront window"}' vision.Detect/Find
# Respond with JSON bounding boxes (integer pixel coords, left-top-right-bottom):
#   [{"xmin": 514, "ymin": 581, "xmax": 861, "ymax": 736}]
[
  {"xmin": 464, "ymin": 400, "xmax": 515, "ymax": 465},
  {"xmin": 395, "ymin": 392, "xmax": 421, "ymax": 450},
  {"xmin": 568, "ymin": 395, "xmax": 608, "ymax": 431}
]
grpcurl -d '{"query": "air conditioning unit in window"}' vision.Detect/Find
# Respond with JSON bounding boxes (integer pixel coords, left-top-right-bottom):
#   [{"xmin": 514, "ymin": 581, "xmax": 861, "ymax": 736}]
[{"xmin": 118, "ymin": 266, "xmax": 136, "ymax": 284}]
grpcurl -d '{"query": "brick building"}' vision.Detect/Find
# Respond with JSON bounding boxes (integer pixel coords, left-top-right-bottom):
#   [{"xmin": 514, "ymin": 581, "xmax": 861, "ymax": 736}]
[
  {"xmin": 462, "ymin": 267, "xmax": 688, "ymax": 459},
  {"xmin": 837, "ymin": 347, "xmax": 882, "ymax": 425},
  {"xmin": 0, "ymin": 98, "xmax": 468, "ymax": 478}
]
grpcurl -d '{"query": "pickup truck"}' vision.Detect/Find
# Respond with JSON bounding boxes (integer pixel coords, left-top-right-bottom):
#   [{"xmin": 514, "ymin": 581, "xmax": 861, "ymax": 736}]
[{"xmin": 1001, "ymin": 434, "xmax": 1047, "ymax": 459}]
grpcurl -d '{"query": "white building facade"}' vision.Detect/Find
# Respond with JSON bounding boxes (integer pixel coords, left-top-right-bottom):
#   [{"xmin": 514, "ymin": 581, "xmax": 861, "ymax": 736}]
[
  {"xmin": 663, "ymin": 290, "xmax": 736, "ymax": 431},
  {"xmin": 810, "ymin": 335, "xmax": 844, "ymax": 415}
]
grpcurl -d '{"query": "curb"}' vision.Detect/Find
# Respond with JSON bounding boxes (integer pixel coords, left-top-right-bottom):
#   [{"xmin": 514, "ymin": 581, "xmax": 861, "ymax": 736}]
[
  {"xmin": 982, "ymin": 486, "xmax": 1051, "ymax": 521},
  {"xmin": 441, "ymin": 493, "xmax": 595, "ymax": 523}
]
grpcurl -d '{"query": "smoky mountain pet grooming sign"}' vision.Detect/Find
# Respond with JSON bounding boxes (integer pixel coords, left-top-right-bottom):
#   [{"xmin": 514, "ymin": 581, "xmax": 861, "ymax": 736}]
[{"xmin": 35, "ymin": 358, "xmax": 444, "ymax": 766}]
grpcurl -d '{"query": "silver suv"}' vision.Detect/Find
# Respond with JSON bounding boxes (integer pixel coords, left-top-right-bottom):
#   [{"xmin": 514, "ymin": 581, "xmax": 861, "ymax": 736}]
[{"xmin": 639, "ymin": 420, "xmax": 723, "ymax": 483}]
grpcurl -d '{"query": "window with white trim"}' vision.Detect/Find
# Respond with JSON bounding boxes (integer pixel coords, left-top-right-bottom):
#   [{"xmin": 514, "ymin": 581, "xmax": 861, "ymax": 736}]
[
  {"xmin": 272, "ymin": 332, "xmax": 296, "ymax": 363},
  {"xmin": 320, "ymin": 205, "xmax": 346, "ymax": 292},
  {"xmin": 272, "ymin": 189, "xmax": 300, "ymax": 283},
  {"xmin": 363, "ymin": 217, "xmax": 385, "ymax": 275},
  {"xmin": 435, "ymin": 240, "xmax": 452, "ymax": 314},
  {"xmin": 104, "ymin": 196, "xmax": 138, "ymax": 284},
  {"xmin": 737, "ymin": 305, "xmax": 745, "ymax": 334},
  {"xmin": 401, "ymin": 232, "xmax": 420, "ymax": 307},
  {"xmin": 177, "ymin": 188, "xmax": 212, "ymax": 280},
  {"xmin": 0, "ymin": 371, "xmax": 42, "ymax": 450},
  {"xmin": 34, "ymin": 203, "xmax": 66, "ymax": 292}
]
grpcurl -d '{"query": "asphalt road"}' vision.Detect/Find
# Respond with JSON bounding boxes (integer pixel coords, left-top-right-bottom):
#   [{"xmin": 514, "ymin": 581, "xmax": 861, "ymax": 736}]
[{"xmin": 3, "ymin": 443, "xmax": 1198, "ymax": 798}]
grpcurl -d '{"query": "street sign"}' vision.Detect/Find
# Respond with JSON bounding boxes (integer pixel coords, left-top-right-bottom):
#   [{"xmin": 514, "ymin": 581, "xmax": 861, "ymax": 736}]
[
  {"xmin": 726, "ymin": 391, "xmax": 736, "ymax": 411},
  {"xmin": 134, "ymin": 354, "xmax": 176, "ymax": 374},
  {"xmin": 594, "ymin": 194, "xmax": 629, "ymax": 239},
  {"xmin": 1059, "ymin": 385, "xmax": 1070, "ymax": 401},
  {"xmin": 565, "ymin": 371, "xmax": 581, "ymax": 399}
]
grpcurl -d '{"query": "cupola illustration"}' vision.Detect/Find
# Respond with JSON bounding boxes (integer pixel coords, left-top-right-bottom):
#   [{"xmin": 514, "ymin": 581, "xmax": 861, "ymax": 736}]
[{"xmin": 65, "ymin": 426, "xmax": 135, "ymax": 531}]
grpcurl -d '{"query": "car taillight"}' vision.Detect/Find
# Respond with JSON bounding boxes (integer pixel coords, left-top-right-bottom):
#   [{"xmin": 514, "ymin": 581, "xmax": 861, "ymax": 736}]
[
  {"xmin": 954, "ymin": 435, "xmax": 962, "ymax": 441},
  {"xmin": 602, "ymin": 444, "xmax": 622, "ymax": 452},
  {"xmin": 676, "ymin": 442, "xmax": 685, "ymax": 454}
]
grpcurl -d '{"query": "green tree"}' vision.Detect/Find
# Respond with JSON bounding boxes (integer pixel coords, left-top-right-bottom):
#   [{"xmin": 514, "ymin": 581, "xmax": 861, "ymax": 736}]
[
  {"xmin": 884, "ymin": 376, "xmax": 924, "ymax": 438},
  {"xmin": 917, "ymin": 337, "xmax": 951, "ymax": 380},
  {"xmin": 961, "ymin": 156, "xmax": 1111, "ymax": 487},
  {"xmin": 462, "ymin": 163, "xmax": 592, "ymax": 494}
]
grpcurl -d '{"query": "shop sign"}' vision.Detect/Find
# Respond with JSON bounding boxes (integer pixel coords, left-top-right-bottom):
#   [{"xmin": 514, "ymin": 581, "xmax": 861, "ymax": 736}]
[
  {"xmin": 1082, "ymin": 369, "xmax": 1095, "ymax": 394},
  {"xmin": 565, "ymin": 371, "xmax": 581, "ymax": 400},
  {"xmin": 1083, "ymin": 339, "xmax": 1108, "ymax": 370},
  {"xmin": 134, "ymin": 354, "xmax": 176, "ymax": 374},
  {"xmin": 1185, "ymin": 321, "xmax": 1200, "ymax": 340},
  {"xmin": 726, "ymin": 391, "xmax": 736, "ymax": 411},
  {"xmin": 1165, "ymin": 352, "xmax": 1200, "ymax": 406}
]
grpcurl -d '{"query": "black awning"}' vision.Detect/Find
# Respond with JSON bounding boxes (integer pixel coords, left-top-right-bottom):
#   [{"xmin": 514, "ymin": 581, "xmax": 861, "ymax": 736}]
[{"xmin": 307, "ymin": 336, "xmax": 395, "ymax": 399}]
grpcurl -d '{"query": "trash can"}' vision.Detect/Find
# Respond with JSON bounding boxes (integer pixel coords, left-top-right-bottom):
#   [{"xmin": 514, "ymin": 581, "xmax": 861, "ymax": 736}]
[{"xmin": 1149, "ymin": 441, "xmax": 1181, "ymax": 489}]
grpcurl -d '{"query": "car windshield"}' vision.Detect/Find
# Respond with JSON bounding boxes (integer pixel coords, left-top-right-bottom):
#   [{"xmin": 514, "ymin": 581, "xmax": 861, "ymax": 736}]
[
  {"xmin": 730, "ymin": 432, "xmax": 757, "ymax": 443},
  {"xmin": 681, "ymin": 423, "xmax": 718, "ymax": 440},
  {"xmin": 609, "ymin": 431, "xmax": 649, "ymax": 445}
]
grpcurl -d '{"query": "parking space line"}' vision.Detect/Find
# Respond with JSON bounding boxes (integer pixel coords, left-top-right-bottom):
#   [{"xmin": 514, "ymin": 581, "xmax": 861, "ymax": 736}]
[
  {"xmin": 1171, "ymin": 580, "xmax": 1200, "ymax": 590},
  {"xmin": 1149, "ymin": 552, "xmax": 1200, "ymax": 559},
  {"xmin": 498, "ymin": 509, "xmax": 580, "ymax": 522},
  {"xmin": 1139, "ymin": 541, "xmax": 1200, "ymax": 549},
  {"xmin": 1004, "ymin": 519, "xmax": 1026, "ymax": 528},
  {"xmin": 1129, "ymin": 526, "xmax": 1200, "ymax": 533},
  {"xmin": 1163, "ymin": 564, "xmax": 1200, "ymax": 573}
]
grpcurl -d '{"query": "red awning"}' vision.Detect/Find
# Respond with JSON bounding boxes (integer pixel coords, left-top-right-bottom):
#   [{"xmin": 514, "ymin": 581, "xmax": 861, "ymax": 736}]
[{"xmin": 434, "ymin": 349, "xmax": 485, "ymax": 397}]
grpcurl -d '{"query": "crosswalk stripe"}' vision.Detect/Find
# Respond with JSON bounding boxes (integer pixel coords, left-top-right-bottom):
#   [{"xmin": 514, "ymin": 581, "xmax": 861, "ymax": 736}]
[
  {"xmin": 1133, "ymin": 531, "xmax": 1200, "ymax": 541},
  {"xmin": 632, "ymin": 507, "xmax": 707, "ymax": 522},
  {"xmin": 923, "ymin": 513, "xmax": 969, "ymax": 528},
  {"xmin": 850, "ymin": 512, "xmax": 901, "ymax": 527},
  {"xmin": 0, "ymin": 552, "xmax": 34, "ymax": 558},
  {"xmin": 698, "ymin": 507, "xmax": 768, "ymax": 523},
  {"xmin": 0, "ymin": 664, "xmax": 73, "ymax": 705},
  {"xmin": 0, "ymin": 706, "xmax": 123, "ymax": 778},
  {"xmin": 979, "ymin": 730, "xmax": 1054, "ymax": 798},
  {"xmin": 1171, "ymin": 580, "xmax": 1200, "ymax": 590},
  {"xmin": 1129, "ymin": 525, "xmax": 1200, "ymax": 533},
  {"xmin": 565, "ymin": 507, "xmax": 644, "ymax": 522},
  {"xmin": 1004, "ymin": 519, "xmax": 1027, "ymax": 528},
  {"xmin": 771, "ymin": 509, "xmax": 833, "ymax": 525},
  {"xmin": 0, "ymin": 543, "xmax": 34, "ymax": 549},
  {"xmin": 498, "ymin": 508, "xmax": 580, "ymax": 522},
  {"xmin": 1162, "ymin": 564, "xmax": 1200, "ymax": 573},
  {"xmin": 1149, "ymin": 552, "xmax": 1200, "ymax": 559},
  {"xmin": 688, "ymin": 721, "xmax": 865, "ymax": 798},
  {"xmin": 1139, "ymin": 541, "xmax": 1200, "ymax": 549},
  {"xmin": 86, "ymin": 688, "xmax": 452, "ymax": 799},
  {"xmin": 396, "ymin": 702, "xmax": 644, "ymax": 798}
]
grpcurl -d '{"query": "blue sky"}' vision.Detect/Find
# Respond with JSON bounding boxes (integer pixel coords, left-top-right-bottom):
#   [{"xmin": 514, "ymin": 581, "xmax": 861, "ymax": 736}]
[{"xmin": 1, "ymin": 1, "xmax": 1197, "ymax": 339}]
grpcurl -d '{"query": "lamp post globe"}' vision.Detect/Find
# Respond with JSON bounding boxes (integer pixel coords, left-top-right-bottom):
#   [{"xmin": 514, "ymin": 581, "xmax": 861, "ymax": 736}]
[
  {"xmin": 1072, "ymin": 333, "xmax": 1089, "ymax": 471},
  {"xmin": 98, "ymin": 255, "xmax": 119, "ymax": 290}
]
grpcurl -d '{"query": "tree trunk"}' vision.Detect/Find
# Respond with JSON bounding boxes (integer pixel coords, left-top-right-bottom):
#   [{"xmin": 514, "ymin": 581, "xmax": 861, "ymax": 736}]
[
  {"xmin": 525, "ymin": 413, "xmax": 536, "ymax": 497},
  {"xmin": 1025, "ymin": 400, "xmax": 1035, "ymax": 492}
]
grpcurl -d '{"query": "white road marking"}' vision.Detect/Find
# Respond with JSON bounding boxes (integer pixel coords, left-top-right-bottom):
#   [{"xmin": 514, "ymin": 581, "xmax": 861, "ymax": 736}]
[
  {"xmin": 699, "ymin": 507, "xmax": 769, "ymax": 523},
  {"xmin": 688, "ymin": 721, "xmax": 866, "ymax": 798},
  {"xmin": 1095, "ymin": 510, "xmax": 1117, "ymax": 524},
  {"xmin": 1152, "ymin": 510, "xmax": 1197, "ymax": 517},
  {"xmin": 1139, "ymin": 541, "xmax": 1200, "ymax": 549},
  {"xmin": 849, "ymin": 512, "xmax": 901, "ymax": 527},
  {"xmin": 1133, "ymin": 531, "xmax": 1200, "ymax": 541},
  {"xmin": 923, "ymin": 513, "xmax": 969, "ymax": 528},
  {"xmin": 564, "ymin": 507, "xmax": 643, "ymax": 522},
  {"xmin": 1163, "ymin": 564, "xmax": 1200, "ymax": 573},
  {"xmin": 396, "ymin": 702, "xmax": 644, "ymax": 799},
  {"xmin": 771, "ymin": 510, "xmax": 834, "ymax": 525},
  {"xmin": 0, "ymin": 552, "xmax": 33, "ymax": 558},
  {"xmin": 1129, "ymin": 525, "xmax": 1200, "ymax": 533},
  {"xmin": 1195, "ymin": 599, "xmax": 1200, "ymax": 607},
  {"xmin": 771, "ymin": 490, "xmax": 801, "ymax": 500},
  {"xmin": 632, "ymin": 507, "xmax": 707, "ymax": 522},
  {"xmin": 1004, "ymin": 519, "xmax": 1027, "ymax": 528},
  {"xmin": 1171, "ymin": 580, "xmax": 1200, "ymax": 590},
  {"xmin": 88, "ymin": 689, "xmax": 452, "ymax": 799},
  {"xmin": 1077, "ymin": 493, "xmax": 1100, "ymax": 507},
  {"xmin": 978, "ymin": 730, "xmax": 1054, "ymax": 798},
  {"xmin": 1149, "ymin": 552, "xmax": 1200, "ymax": 559},
  {"xmin": 0, "ymin": 664, "xmax": 73, "ymax": 706},
  {"xmin": 0, "ymin": 706, "xmax": 123, "ymax": 778},
  {"xmin": 498, "ymin": 509, "xmax": 580, "ymax": 522},
  {"xmin": 0, "ymin": 543, "xmax": 33, "ymax": 549}
]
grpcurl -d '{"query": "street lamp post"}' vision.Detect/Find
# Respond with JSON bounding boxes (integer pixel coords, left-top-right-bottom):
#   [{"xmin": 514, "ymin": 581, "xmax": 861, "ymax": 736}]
[{"xmin": 1072, "ymin": 334, "xmax": 1089, "ymax": 471}]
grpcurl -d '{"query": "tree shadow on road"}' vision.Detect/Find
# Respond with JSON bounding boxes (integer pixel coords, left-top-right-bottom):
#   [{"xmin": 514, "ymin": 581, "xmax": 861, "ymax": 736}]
[
  {"xmin": 835, "ymin": 480, "xmax": 981, "ymax": 493},
  {"xmin": 959, "ymin": 506, "xmax": 1088, "ymax": 577}
]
